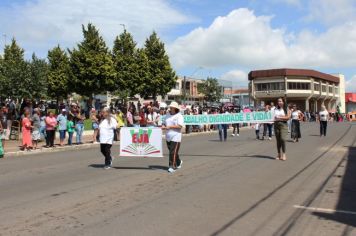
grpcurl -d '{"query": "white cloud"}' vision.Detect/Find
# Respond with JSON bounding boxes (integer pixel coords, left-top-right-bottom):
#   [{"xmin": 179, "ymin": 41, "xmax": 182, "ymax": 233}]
[
  {"xmin": 305, "ymin": 0, "xmax": 356, "ymax": 26},
  {"xmin": 221, "ymin": 70, "xmax": 248, "ymax": 88},
  {"xmin": 0, "ymin": 0, "xmax": 192, "ymax": 56},
  {"xmin": 274, "ymin": 0, "xmax": 301, "ymax": 6},
  {"xmin": 169, "ymin": 8, "xmax": 356, "ymax": 70},
  {"xmin": 346, "ymin": 76, "xmax": 356, "ymax": 92}
]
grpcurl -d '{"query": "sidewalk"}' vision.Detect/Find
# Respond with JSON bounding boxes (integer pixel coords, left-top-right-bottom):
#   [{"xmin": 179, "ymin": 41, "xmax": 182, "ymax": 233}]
[
  {"xmin": 2, "ymin": 130, "xmax": 95, "ymax": 156},
  {"xmin": 2, "ymin": 127, "xmax": 251, "ymax": 157}
]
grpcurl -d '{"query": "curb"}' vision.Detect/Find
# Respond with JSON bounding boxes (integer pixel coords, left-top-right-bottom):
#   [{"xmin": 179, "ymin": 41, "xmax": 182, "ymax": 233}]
[{"xmin": 2, "ymin": 128, "xmax": 250, "ymax": 158}]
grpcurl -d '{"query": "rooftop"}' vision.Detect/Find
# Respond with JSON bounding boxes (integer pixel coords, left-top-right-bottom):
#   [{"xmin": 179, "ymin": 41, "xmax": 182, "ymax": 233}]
[{"xmin": 248, "ymin": 68, "xmax": 339, "ymax": 83}]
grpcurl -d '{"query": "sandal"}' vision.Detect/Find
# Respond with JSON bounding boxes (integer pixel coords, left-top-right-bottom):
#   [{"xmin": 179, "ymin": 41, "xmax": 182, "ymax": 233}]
[
  {"xmin": 281, "ymin": 154, "xmax": 287, "ymax": 161},
  {"xmin": 276, "ymin": 153, "xmax": 281, "ymax": 160}
]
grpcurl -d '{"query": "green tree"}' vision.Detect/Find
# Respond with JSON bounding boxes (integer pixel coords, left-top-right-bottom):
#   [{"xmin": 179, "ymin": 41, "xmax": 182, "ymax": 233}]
[
  {"xmin": 142, "ymin": 31, "xmax": 177, "ymax": 100},
  {"xmin": 112, "ymin": 30, "xmax": 147, "ymax": 97},
  {"xmin": 0, "ymin": 54, "xmax": 5, "ymax": 99},
  {"xmin": 47, "ymin": 45, "xmax": 71, "ymax": 101},
  {"xmin": 29, "ymin": 53, "xmax": 49, "ymax": 99},
  {"xmin": 197, "ymin": 77, "xmax": 223, "ymax": 102},
  {"xmin": 2, "ymin": 39, "xmax": 31, "ymax": 99},
  {"xmin": 69, "ymin": 23, "xmax": 115, "ymax": 97}
]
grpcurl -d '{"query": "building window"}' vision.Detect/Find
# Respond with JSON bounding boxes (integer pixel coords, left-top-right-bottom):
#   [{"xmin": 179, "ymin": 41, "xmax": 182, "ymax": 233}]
[
  {"xmin": 328, "ymin": 86, "xmax": 333, "ymax": 93},
  {"xmin": 287, "ymin": 82, "xmax": 311, "ymax": 90},
  {"xmin": 335, "ymin": 87, "xmax": 339, "ymax": 94},
  {"xmin": 314, "ymin": 83, "xmax": 320, "ymax": 91},
  {"xmin": 322, "ymin": 85, "xmax": 327, "ymax": 92},
  {"xmin": 255, "ymin": 82, "xmax": 285, "ymax": 91}
]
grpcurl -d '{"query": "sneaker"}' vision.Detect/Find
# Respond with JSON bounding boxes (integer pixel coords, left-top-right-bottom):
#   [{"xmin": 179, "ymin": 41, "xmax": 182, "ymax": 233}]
[
  {"xmin": 268, "ymin": 137, "xmax": 272, "ymax": 140},
  {"xmin": 104, "ymin": 166, "xmax": 111, "ymax": 170},
  {"xmin": 177, "ymin": 160, "xmax": 183, "ymax": 169},
  {"xmin": 236, "ymin": 134, "xmax": 239, "ymax": 137},
  {"xmin": 168, "ymin": 167, "xmax": 176, "ymax": 173},
  {"xmin": 231, "ymin": 134, "xmax": 235, "ymax": 137}
]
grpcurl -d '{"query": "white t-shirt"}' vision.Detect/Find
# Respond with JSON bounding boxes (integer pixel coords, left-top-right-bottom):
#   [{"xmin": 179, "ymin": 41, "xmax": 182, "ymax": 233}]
[
  {"xmin": 146, "ymin": 112, "xmax": 158, "ymax": 126},
  {"xmin": 274, "ymin": 108, "xmax": 286, "ymax": 121},
  {"xmin": 292, "ymin": 110, "xmax": 300, "ymax": 120},
  {"xmin": 164, "ymin": 112, "xmax": 184, "ymax": 142},
  {"xmin": 319, "ymin": 111, "xmax": 329, "ymax": 121},
  {"xmin": 99, "ymin": 117, "xmax": 118, "ymax": 144}
]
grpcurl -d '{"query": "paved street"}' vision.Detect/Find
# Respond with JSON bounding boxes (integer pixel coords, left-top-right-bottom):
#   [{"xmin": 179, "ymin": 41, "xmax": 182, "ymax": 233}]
[{"xmin": 0, "ymin": 122, "xmax": 355, "ymax": 236}]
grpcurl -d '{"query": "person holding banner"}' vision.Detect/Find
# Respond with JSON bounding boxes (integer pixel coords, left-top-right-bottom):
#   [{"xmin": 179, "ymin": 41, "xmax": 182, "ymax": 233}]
[
  {"xmin": 274, "ymin": 98, "xmax": 291, "ymax": 161},
  {"xmin": 162, "ymin": 101, "xmax": 184, "ymax": 173},
  {"xmin": 218, "ymin": 107, "xmax": 228, "ymax": 142},
  {"xmin": 99, "ymin": 108, "xmax": 118, "ymax": 170}
]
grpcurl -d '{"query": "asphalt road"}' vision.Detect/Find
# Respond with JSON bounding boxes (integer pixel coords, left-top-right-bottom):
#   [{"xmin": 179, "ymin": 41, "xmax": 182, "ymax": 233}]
[{"xmin": 0, "ymin": 123, "xmax": 355, "ymax": 236}]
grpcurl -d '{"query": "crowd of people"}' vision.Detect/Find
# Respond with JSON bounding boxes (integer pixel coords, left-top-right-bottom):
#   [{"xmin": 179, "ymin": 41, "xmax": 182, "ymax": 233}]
[{"xmin": 0, "ymin": 97, "xmax": 346, "ymax": 172}]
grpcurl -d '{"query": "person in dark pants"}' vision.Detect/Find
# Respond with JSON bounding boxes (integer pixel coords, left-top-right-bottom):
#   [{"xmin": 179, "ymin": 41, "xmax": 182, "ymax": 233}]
[
  {"xmin": 162, "ymin": 101, "xmax": 184, "ymax": 173},
  {"xmin": 290, "ymin": 104, "xmax": 303, "ymax": 142},
  {"xmin": 218, "ymin": 107, "xmax": 228, "ymax": 142},
  {"xmin": 45, "ymin": 111, "xmax": 57, "ymax": 148},
  {"xmin": 319, "ymin": 105, "xmax": 329, "ymax": 137},
  {"xmin": 99, "ymin": 108, "xmax": 118, "ymax": 169},
  {"xmin": 274, "ymin": 98, "xmax": 291, "ymax": 161}
]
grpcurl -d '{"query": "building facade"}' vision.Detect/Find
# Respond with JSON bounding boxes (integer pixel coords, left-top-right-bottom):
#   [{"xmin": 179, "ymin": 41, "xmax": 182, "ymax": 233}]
[
  {"xmin": 166, "ymin": 76, "xmax": 204, "ymax": 105},
  {"xmin": 248, "ymin": 68, "xmax": 346, "ymax": 113}
]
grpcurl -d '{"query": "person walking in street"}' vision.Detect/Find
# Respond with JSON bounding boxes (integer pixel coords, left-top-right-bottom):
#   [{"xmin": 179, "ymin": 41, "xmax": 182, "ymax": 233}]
[
  {"xmin": 21, "ymin": 109, "xmax": 32, "ymax": 151},
  {"xmin": 218, "ymin": 107, "xmax": 228, "ymax": 142},
  {"xmin": 99, "ymin": 108, "xmax": 118, "ymax": 170},
  {"xmin": 45, "ymin": 111, "xmax": 57, "ymax": 148},
  {"xmin": 31, "ymin": 108, "xmax": 41, "ymax": 149},
  {"xmin": 67, "ymin": 116, "xmax": 75, "ymax": 145},
  {"xmin": 57, "ymin": 109, "xmax": 67, "ymax": 146},
  {"xmin": 262, "ymin": 105, "xmax": 273, "ymax": 140},
  {"xmin": 319, "ymin": 105, "xmax": 329, "ymax": 137},
  {"xmin": 274, "ymin": 97, "xmax": 291, "ymax": 161},
  {"xmin": 162, "ymin": 101, "xmax": 184, "ymax": 173},
  {"xmin": 255, "ymin": 123, "xmax": 261, "ymax": 140},
  {"xmin": 291, "ymin": 104, "xmax": 303, "ymax": 142}
]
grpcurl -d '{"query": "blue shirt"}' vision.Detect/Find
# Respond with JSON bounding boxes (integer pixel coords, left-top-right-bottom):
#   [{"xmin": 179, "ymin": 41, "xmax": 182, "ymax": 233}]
[{"xmin": 57, "ymin": 114, "xmax": 67, "ymax": 131}]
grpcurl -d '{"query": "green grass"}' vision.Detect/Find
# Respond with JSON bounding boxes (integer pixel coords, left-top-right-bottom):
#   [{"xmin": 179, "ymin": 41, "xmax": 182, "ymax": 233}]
[{"xmin": 84, "ymin": 119, "xmax": 92, "ymax": 131}]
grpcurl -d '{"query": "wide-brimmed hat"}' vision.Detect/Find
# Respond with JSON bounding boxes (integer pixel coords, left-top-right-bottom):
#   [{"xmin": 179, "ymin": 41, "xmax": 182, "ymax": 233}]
[{"xmin": 169, "ymin": 101, "xmax": 180, "ymax": 110}]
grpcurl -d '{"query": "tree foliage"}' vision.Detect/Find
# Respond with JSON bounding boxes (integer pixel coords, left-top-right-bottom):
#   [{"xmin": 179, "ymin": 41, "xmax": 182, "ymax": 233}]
[
  {"xmin": 2, "ymin": 39, "xmax": 32, "ymax": 99},
  {"xmin": 198, "ymin": 77, "xmax": 223, "ymax": 102},
  {"xmin": 47, "ymin": 45, "xmax": 71, "ymax": 100},
  {"xmin": 29, "ymin": 53, "xmax": 49, "ymax": 99},
  {"xmin": 112, "ymin": 30, "xmax": 147, "ymax": 97},
  {"xmin": 69, "ymin": 23, "xmax": 115, "ymax": 97},
  {"xmin": 142, "ymin": 32, "xmax": 177, "ymax": 100}
]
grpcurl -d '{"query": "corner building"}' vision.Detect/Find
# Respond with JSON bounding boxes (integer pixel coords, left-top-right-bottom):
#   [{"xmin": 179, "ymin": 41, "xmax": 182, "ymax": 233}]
[{"xmin": 248, "ymin": 68, "xmax": 346, "ymax": 113}]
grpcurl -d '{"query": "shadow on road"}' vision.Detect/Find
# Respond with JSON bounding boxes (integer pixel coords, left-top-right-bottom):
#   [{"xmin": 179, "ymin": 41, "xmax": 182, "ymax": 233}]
[
  {"xmin": 88, "ymin": 164, "xmax": 168, "ymax": 171},
  {"xmin": 181, "ymin": 154, "xmax": 275, "ymax": 160},
  {"xmin": 313, "ymin": 146, "xmax": 356, "ymax": 227}
]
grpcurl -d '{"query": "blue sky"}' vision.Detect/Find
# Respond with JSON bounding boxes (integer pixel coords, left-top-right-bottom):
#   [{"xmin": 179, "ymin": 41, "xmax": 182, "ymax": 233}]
[{"xmin": 0, "ymin": 0, "xmax": 355, "ymax": 91}]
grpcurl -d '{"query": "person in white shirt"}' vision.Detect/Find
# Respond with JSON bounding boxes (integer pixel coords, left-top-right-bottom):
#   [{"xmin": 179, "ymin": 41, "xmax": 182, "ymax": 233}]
[
  {"xmin": 291, "ymin": 104, "xmax": 304, "ymax": 142},
  {"xmin": 146, "ymin": 106, "xmax": 159, "ymax": 127},
  {"xmin": 274, "ymin": 98, "xmax": 291, "ymax": 161},
  {"xmin": 99, "ymin": 108, "xmax": 118, "ymax": 169},
  {"xmin": 319, "ymin": 106, "xmax": 329, "ymax": 137},
  {"xmin": 162, "ymin": 101, "xmax": 184, "ymax": 173}
]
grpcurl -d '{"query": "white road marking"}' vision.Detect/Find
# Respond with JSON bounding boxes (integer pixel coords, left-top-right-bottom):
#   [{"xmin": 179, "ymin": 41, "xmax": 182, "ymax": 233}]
[{"xmin": 293, "ymin": 205, "xmax": 356, "ymax": 215}]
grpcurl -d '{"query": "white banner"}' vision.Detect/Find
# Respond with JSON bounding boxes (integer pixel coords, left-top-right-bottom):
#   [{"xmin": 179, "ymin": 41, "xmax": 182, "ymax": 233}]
[{"xmin": 120, "ymin": 127, "xmax": 163, "ymax": 157}]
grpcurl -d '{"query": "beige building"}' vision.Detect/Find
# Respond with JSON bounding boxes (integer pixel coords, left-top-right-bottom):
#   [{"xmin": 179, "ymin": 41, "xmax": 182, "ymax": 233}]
[
  {"xmin": 249, "ymin": 68, "xmax": 346, "ymax": 113},
  {"xmin": 166, "ymin": 76, "xmax": 204, "ymax": 104}
]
